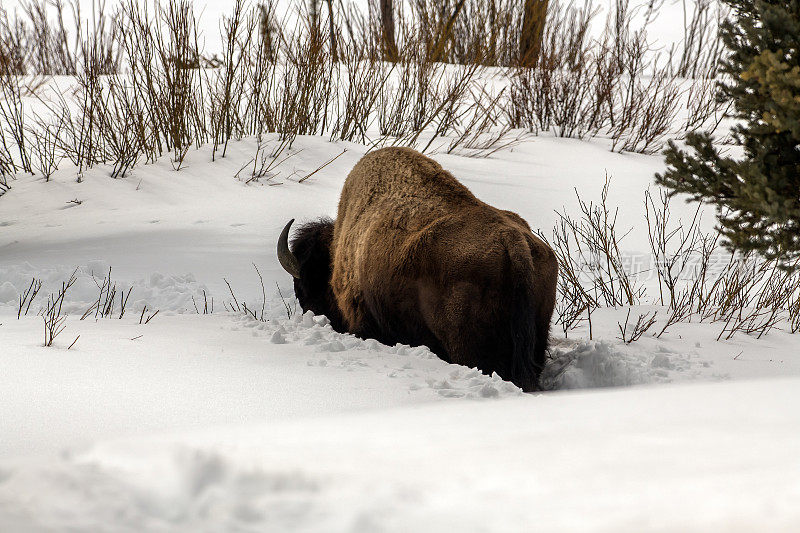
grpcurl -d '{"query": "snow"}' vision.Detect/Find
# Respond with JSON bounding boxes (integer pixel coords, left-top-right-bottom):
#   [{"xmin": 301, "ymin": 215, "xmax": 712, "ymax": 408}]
[
  {"xmin": 1, "ymin": 131, "xmax": 799, "ymax": 529},
  {"xmin": 2, "ymin": 378, "xmax": 799, "ymax": 532},
  {"xmin": 0, "ymin": 312, "xmax": 521, "ymax": 458},
  {"xmin": 0, "ymin": 134, "xmax": 704, "ymax": 304}
]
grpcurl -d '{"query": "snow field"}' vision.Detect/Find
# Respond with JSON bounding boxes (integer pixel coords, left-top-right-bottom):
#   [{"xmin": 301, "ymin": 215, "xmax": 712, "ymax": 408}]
[
  {"xmin": 1, "ymin": 131, "xmax": 799, "ymax": 531},
  {"xmin": 2, "ymin": 377, "xmax": 799, "ymax": 532}
]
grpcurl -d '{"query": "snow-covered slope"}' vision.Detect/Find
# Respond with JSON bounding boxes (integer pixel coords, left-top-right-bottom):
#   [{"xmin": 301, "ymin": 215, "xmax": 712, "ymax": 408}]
[
  {"xmin": 2, "ymin": 133, "xmax": 799, "ymax": 531},
  {"xmin": 0, "ymin": 135, "xmax": 680, "ymax": 301}
]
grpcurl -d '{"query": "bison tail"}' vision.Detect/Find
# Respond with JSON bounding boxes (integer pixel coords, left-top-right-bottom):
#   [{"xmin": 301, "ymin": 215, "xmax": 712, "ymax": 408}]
[
  {"xmin": 507, "ymin": 280, "xmax": 542, "ymax": 392},
  {"xmin": 505, "ymin": 239, "xmax": 552, "ymax": 392}
]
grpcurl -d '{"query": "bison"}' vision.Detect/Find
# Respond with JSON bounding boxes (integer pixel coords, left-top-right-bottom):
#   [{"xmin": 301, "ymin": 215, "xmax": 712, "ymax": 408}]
[{"xmin": 277, "ymin": 147, "xmax": 557, "ymax": 391}]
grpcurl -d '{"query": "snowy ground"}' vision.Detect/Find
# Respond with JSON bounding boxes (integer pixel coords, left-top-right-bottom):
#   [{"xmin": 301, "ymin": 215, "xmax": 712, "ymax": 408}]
[
  {"xmin": 3, "ymin": 378, "xmax": 799, "ymax": 532},
  {"xmin": 2, "ymin": 134, "xmax": 799, "ymax": 531}
]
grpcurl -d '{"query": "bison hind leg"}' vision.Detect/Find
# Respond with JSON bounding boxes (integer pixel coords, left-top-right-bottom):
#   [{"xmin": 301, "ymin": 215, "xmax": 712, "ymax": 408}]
[{"xmin": 437, "ymin": 285, "xmax": 545, "ymax": 393}]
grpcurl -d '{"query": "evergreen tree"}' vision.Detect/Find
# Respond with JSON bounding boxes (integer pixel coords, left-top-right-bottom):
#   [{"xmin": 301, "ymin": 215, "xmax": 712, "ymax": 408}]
[{"xmin": 656, "ymin": 0, "xmax": 800, "ymax": 266}]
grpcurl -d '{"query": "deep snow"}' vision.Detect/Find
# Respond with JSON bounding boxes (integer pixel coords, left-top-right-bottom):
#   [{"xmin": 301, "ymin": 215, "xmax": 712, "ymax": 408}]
[
  {"xmin": 2, "ymin": 132, "xmax": 799, "ymax": 531},
  {"xmin": 2, "ymin": 378, "xmax": 799, "ymax": 532}
]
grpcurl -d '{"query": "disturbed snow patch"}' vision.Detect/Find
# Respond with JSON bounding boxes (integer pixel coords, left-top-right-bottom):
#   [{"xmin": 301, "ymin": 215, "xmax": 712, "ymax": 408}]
[
  {"xmin": 234, "ymin": 305, "xmax": 707, "ymax": 395},
  {"xmin": 542, "ymin": 337, "xmax": 710, "ymax": 390},
  {"xmin": 543, "ymin": 340, "xmax": 658, "ymax": 389},
  {"xmin": 236, "ymin": 310, "xmax": 523, "ymax": 400},
  {"xmin": 0, "ymin": 261, "xmax": 713, "ymax": 394}
]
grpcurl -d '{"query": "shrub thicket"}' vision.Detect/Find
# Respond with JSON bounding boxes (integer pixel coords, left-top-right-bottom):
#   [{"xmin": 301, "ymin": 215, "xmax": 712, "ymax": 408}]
[{"xmin": 0, "ymin": 0, "xmax": 729, "ymax": 187}]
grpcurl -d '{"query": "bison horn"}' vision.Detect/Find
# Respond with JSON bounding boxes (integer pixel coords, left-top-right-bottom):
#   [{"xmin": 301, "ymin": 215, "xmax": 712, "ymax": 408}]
[{"xmin": 277, "ymin": 219, "xmax": 301, "ymax": 279}]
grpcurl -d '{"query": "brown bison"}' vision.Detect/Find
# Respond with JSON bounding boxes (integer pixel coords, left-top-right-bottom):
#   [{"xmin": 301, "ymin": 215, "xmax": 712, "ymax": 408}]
[{"xmin": 278, "ymin": 147, "xmax": 557, "ymax": 391}]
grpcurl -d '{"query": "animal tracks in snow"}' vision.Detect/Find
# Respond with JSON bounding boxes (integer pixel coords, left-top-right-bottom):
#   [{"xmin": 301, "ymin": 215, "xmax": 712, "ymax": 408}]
[{"xmin": 231, "ymin": 310, "xmax": 525, "ymax": 400}]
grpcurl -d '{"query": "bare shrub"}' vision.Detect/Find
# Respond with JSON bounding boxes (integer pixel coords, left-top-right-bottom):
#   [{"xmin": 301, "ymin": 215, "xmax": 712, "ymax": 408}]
[
  {"xmin": 556, "ymin": 178, "xmax": 644, "ymax": 307},
  {"xmin": 276, "ymin": 282, "xmax": 297, "ymax": 319},
  {"xmin": 138, "ymin": 305, "xmax": 159, "ymax": 324},
  {"xmin": 378, "ymin": 42, "xmax": 433, "ymax": 139},
  {"xmin": 155, "ymin": 0, "xmax": 205, "ymax": 167},
  {"xmin": 644, "ymin": 189, "xmax": 704, "ymax": 308},
  {"xmin": 375, "ymin": 33, "xmax": 485, "ymax": 152},
  {"xmin": 270, "ymin": 11, "xmax": 336, "ymax": 147},
  {"xmin": 1, "ymin": 0, "xmax": 119, "ymax": 76},
  {"xmin": 330, "ymin": 44, "xmax": 391, "ymax": 144},
  {"xmin": 552, "ymin": 269, "xmax": 592, "ymax": 338},
  {"xmin": 17, "ymin": 277, "xmax": 42, "ymax": 318},
  {"xmin": 0, "ymin": 145, "xmax": 11, "ymax": 192},
  {"xmin": 546, "ymin": 181, "xmax": 800, "ymax": 343},
  {"xmin": 602, "ymin": 1, "xmax": 682, "ymax": 154},
  {"xmin": 446, "ymin": 84, "xmax": 513, "ymax": 156},
  {"xmin": 94, "ymin": 81, "xmax": 145, "ymax": 179},
  {"xmin": 790, "ymin": 293, "xmax": 800, "ymax": 335},
  {"xmin": 413, "ymin": 61, "xmax": 483, "ymax": 153},
  {"xmin": 210, "ymin": 0, "xmax": 253, "ymax": 159},
  {"xmin": 404, "ymin": 0, "xmax": 521, "ymax": 67},
  {"xmin": 643, "ymin": 188, "xmax": 800, "ymax": 340},
  {"xmin": 192, "ymin": 291, "xmax": 214, "ymax": 315},
  {"xmin": 234, "ymin": 136, "xmax": 298, "ymax": 184},
  {"xmin": 609, "ymin": 60, "xmax": 681, "ymax": 154},
  {"xmin": 28, "ymin": 115, "xmax": 64, "ymax": 181},
  {"xmin": 672, "ymin": 0, "xmax": 728, "ymax": 79},
  {"xmin": 0, "ymin": 72, "xmax": 32, "ymax": 173},
  {"xmin": 237, "ymin": 1, "xmax": 288, "ymax": 140},
  {"xmin": 541, "ymin": 177, "xmax": 645, "ymax": 339},
  {"xmin": 617, "ymin": 308, "xmax": 658, "ymax": 344},
  {"xmin": 21, "ymin": 0, "xmax": 75, "ymax": 75},
  {"xmin": 507, "ymin": 0, "xmax": 604, "ymax": 139},
  {"xmin": 223, "ymin": 266, "xmax": 269, "ymax": 322},
  {"xmin": 711, "ymin": 259, "xmax": 800, "ymax": 341},
  {"xmin": 117, "ymin": 0, "xmax": 205, "ymax": 166},
  {"xmin": 547, "ymin": 219, "xmax": 597, "ymax": 339},
  {"xmin": 680, "ymin": 73, "xmax": 731, "ymax": 138},
  {"xmin": 42, "ymin": 269, "xmax": 77, "ymax": 347},
  {"xmin": 299, "ymin": 148, "xmax": 348, "ymax": 183},
  {"xmin": 0, "ymin": 7, "xmax": 27, "ymax": 75},
  {"xmin": 505, "ymin": 0, "xmax": 692, "ymax": 155},
  {"xmin": 0, "ymin": 0, "xmax": 736, "ymax": 184},
  {"xmin": 81, "ymin": 266, "xmax": 133, "ymax": 320},
  {"xmin": 0, "ymin": 172, "xmax": 10, "ymax": 195}
]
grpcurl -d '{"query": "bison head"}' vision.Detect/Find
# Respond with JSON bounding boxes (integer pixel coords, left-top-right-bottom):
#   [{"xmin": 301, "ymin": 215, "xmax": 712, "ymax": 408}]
[{"xmin": 277, "ymin": 218, "xmax": 345, "ymax": 331}]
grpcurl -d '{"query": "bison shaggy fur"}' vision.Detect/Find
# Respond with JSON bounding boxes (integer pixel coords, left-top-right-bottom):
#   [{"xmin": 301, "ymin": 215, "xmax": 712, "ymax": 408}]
[{"xmin": 282, "ymin": 147, "xmax": 557, "ymax": 391}]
